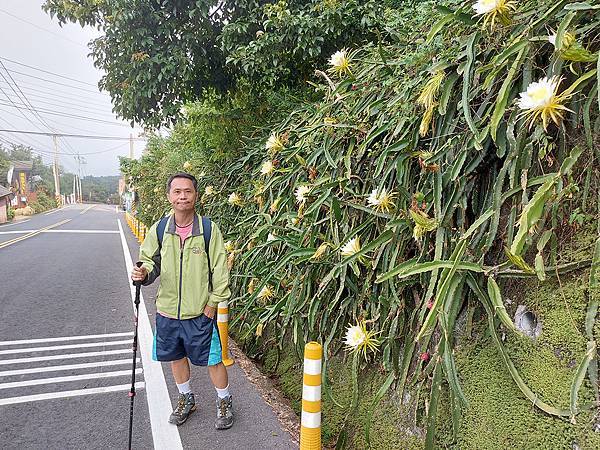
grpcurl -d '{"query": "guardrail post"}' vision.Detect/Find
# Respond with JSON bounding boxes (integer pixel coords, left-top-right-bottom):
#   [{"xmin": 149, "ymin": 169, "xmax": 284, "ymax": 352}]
[
  {"xmin": 217, "ymin": 301, "xmax": 234, "ymax": 366},
  {"xmin": 300, "ymin": 341, "xmax": 322, "ymax": 450}
]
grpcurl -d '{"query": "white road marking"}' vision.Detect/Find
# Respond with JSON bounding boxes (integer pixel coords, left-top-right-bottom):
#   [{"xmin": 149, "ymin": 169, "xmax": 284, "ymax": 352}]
[
  {"xmin": 0, "ymin": 369, "xmax": 142, "ymax": 390},
  {"xmin": 0, "ymin": 349, "xmax": 131, "ymax": 365},
  {"xmin": 0, "ymin": 340, "xmax": 132, "ymax": 356},
  {"xmin": 0, "ymin": 219, "xmax": 30, "ymax": 227},
  {"xmin": 0, "ymin": 230, "xmax": 119, "ymax": 235},
  {"xmin": 43, "ymin": 207, "xmax": 67, "ymax": 216},
  {"xmin": 43, "ymin": 229, "xmax": 119, "ymax": 233},
  {"xmin": 80, "ymin": 204, "xmax": 95, "ymax": 215},
  {"xmin": 0, "ymin": 358, "xmax": 139, "ymax": 377},
  {"xmin": 0, "ymin": 219, "xmax": 71, "ymax": 249},
  {"xmin": 0, "ymin": 332, "xmax": 133, "ymax": 346},
  {"xmin": 117, "ymin": 218, "xmax": 183, "ymax": 449},
  {"xmin": 0, "ymin": 382, "xmax": 145, "ymax": 406}
]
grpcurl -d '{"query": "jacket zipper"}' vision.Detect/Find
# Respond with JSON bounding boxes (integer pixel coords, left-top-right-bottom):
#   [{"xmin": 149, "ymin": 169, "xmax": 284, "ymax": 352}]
[{"xmin": 177, "ymin": 239, "xmax": 185, "ymax": 319}]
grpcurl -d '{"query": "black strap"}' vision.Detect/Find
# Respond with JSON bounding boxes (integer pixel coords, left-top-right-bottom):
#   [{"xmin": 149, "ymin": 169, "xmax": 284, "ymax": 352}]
[
  {"xmin": 156, "ymin": 215, "xmax": 213, "ymax": 290},
  {"xmin": 156, "ymin": 216, "xmax": 169, "ymax": 249},
  {"xmin": 201, "ymin": 216, "xmax": 213, "ymax": 291}
]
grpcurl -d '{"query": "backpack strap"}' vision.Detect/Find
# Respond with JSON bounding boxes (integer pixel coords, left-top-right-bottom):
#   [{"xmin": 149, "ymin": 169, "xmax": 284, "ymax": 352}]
[
  {"xmin": 156, "ymin": 216, "xmax": 169, "ymax": 250},
  {"xmin": 201, "ymin": 216, "xmax": 213, "ymax": 292}
]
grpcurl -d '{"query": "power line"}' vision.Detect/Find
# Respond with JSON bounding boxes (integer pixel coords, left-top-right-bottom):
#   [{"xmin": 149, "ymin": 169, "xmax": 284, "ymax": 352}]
[
  {"xmin": 0, "ymin": 89, "xmax": 115, "ymax": 114},
  {"xmin": 15, "ymin": 112, "xmax": 122, "ymax": 136},
  {"xmin": 0, "ymin": 8, "xmax": 88, "ymax": 49},
  {"xmin": 8, "ymin": 69, "xmax": 109, "ymax": 96},
  {"xmin": 0, "ymin": 120, "xmax": 46, "ymax": 148},
  {"xmin": 0, "ymin": 64, "xmax": 80, "ymax": 174},
  {"xmin": 0, "ymin": 61, "xmax": 56, "ymax": 132},
  {"xmin": 0, "ymin": 82, "xmax": 47, "ymax": 133},
  {"xmin": 0, "ymin": 56, "xmax": 98, "ymax": 87},
  {"xmin": 0, "ymin": 93, "xmax": 117, "ymax": 117},
  {"xmin": 0, "ymin": 131, "xmax": 79, "ymax": 173},
  {"xmin": 0, "ymin": 79, "xmax": 111, "ymax": 107},
  {"xmin": 0, "ymin": 107, "xmax": 141, "ymax": 139},
  {"xmin": 0, "ymin": 100, "xmax": 134, "ymax": 127},
  {"xmin": 0, "ymin": 128, "xmax": 146, "ymax": 141},
  {"xmin": 0, "ymin": 118, "xmax": 53, "ymax": 156},
  {"xmin": 73, "ymin": 142, "xmax": 130, "ymax": 156},
  {"xmin": 0, "ymin": 137, "xmax": 114, "ymax": 157}
]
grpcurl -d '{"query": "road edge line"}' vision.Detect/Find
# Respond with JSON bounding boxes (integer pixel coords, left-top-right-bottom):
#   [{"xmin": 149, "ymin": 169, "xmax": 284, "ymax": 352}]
[{"xmin": 117, "ymin": 218, "xmax": 183, "ymax": 450}]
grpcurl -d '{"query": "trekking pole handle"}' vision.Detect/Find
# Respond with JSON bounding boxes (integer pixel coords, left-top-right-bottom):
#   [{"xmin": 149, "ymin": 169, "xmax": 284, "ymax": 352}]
[{"xmin": 133, "ymin": 261, "xmax": 143, "ymax": 287}]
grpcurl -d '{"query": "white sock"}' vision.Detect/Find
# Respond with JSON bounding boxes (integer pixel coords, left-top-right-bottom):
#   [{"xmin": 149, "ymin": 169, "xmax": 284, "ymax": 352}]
[
  {"xmin": 176, "ymin": 379, "xmax": 192, "ymax": 394},
  {"xmin": 215, "ymin": 384, "xmax": 230, "ymax": 399}
]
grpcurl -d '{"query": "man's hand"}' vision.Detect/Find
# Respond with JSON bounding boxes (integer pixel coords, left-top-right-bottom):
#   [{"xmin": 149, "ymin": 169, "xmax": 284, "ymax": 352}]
[
  {"xmin": 204, "ymin": 305, "xmax": 216, "ymax": 319},
  {"xmin": 131, "ymin": 265, "xmax": 148, "ymax": 282}
]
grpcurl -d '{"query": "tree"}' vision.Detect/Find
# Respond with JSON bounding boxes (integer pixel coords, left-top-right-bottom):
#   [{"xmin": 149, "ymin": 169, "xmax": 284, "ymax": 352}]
[
  {"xmin": 43, "ymin": 0, "xmax": 249, "ymax": 128},
  {"xmin": 43, "ymin": 0, "xmax": 386, "ymax": 128}
]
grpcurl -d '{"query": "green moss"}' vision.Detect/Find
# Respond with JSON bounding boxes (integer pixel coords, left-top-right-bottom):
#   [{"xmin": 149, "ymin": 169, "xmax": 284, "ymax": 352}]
[
  {"xmin": 258, "ymin": 343, "xmax": 424, "ymax": 449},
  {"xmin": 556, "ymin": 222, "xmax": 598, "ymax": 266},
  {"xmin": 436, "ymin": 261, "xmax": 600, "ymax": 449}
]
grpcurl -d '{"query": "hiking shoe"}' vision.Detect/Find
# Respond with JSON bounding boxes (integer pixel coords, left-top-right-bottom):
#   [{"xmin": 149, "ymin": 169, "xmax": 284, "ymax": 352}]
[
  {"xmin": 215, "ymin": 395, "xmax": 234, "ymax": 430},
  {"xmin": 169, "ymin": 393, "xmax": 196, "ymax": 426}
]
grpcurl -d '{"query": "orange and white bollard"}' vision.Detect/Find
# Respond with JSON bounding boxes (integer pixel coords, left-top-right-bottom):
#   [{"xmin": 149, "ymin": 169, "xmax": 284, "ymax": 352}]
[
  {"xmin": 217, "ymin": 301, "xmax": 234, "ymax": 366},
  {"xmin": 300, "ymin": 341, "xmax": 322, "ymax": 450}
]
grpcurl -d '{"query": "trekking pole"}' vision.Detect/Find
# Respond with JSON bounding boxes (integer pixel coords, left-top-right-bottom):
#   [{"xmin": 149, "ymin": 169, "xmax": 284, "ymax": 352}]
[{"xmin": 128, "ymin": 261, "xmax": 143, "ymax": 450}]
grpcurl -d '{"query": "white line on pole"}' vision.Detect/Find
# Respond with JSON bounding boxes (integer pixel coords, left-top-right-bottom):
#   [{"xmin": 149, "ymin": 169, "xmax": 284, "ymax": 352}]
[
  {"xmin": 0, "ymin": 358, "xmax": 139, "ymax": 377},
  {"xmin": 0, "ymin": 382, "xmax": 145, "ymax": 406},
  {"xmin": 117, "ymin": 218, "xmax": 183, "ymax": 449},
  {"xmin": 0, "ymin": 332, "xmax": 133, "ymax": 347},
  {"xmin": 0, "ymin": 369, "xmax": 142, "ymax": 390},
  {"xmin": 0, "ymin": 349, "xmax": 131, "ymax": 365},
  {"xmin": 0, "ymin": 339, "xmax": 132, "ymax": 355}
]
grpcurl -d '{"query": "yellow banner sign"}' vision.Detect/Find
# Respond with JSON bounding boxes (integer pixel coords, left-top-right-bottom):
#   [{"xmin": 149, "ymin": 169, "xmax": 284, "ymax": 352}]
[{"xmin": 19, "ymin": 172, "xmax": 26, "ymax": 194}]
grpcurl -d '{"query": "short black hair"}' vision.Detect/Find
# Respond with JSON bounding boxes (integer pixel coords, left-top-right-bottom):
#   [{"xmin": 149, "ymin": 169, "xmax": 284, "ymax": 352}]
[{"xmin": 166, "ymin": 172, "xmax": 198, "ymax": 192}]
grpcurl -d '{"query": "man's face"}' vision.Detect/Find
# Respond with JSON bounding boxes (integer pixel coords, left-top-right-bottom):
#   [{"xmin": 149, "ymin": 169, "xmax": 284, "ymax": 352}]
[{"xmin": 167, "ymin": 177, "xmax": 197, "ymax": 212}]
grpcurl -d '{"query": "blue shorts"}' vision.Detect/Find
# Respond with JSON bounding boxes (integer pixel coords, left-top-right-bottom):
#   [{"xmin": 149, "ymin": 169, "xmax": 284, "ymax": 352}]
[{"xmin": 152, "ymin": 313, "xmax": 223, "ymax": 366}]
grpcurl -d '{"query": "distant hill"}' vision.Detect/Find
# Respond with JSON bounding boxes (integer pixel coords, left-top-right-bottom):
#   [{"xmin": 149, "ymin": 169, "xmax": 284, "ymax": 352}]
[{"xmin": 81, "ymin": 175, "xmax": 120, "ymax": 203}]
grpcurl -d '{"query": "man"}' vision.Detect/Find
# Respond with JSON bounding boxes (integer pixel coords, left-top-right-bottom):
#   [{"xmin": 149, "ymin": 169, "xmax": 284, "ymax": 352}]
[{"xmin": 131, "ymin": 172, "xmax": 233, "ymax": 429}]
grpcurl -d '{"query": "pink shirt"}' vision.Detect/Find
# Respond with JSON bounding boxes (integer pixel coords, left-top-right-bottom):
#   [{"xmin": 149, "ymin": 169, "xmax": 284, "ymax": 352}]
[{"xmin": 175, "ymin": 222, "xmax": 193, "ymax": 246}]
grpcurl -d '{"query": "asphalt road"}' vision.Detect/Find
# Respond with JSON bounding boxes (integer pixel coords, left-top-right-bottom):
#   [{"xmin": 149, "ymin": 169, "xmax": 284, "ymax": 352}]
[{"xmin": 0, "ymin": 204, "xmax": 297, "ymax": 450}]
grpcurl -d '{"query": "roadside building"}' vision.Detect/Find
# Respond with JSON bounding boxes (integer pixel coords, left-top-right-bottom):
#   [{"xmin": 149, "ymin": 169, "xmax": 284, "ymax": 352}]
[
  {"xmin": 0, "ymin": 185, "xmax": 15, "ymax": 224},
  {"xmin": 8, "ymin": 161, "xmax": 33, "ymax": 208}
]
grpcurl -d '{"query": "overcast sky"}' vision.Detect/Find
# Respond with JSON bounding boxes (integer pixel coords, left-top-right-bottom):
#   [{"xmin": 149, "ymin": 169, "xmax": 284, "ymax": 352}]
[{"xmin": 0, "ymin": 1, "xmax": 147, "ymax": 176}]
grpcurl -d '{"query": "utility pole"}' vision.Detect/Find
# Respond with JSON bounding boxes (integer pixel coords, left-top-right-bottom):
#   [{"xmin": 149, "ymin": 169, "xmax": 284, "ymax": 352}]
[
  {"xmin": 73, "ymin": 153, "xmax": 85, "ymax": 203},
  {"xmin": 72, "ymin": 174, "xmax": 76, "ymax": 204},
  {"xmin": 52, "ymin": 135, "xmax": 61, "ymax": 206},
  {"xmin": 78, "ymin": 162, "xmax": 84, "ymax": 203},
  {"xmin": 129, "ymin": 133, "xmax": 134, "ymax": 159}
]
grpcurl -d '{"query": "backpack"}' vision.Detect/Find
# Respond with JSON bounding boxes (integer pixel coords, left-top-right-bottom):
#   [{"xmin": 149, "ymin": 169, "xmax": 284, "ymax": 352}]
[{"xmin": 157, "ymin": 215, "xmax": 213, "ymax": 290}]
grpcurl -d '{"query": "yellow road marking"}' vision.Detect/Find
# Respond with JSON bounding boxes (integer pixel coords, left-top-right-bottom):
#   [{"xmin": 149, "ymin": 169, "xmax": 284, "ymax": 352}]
[{"xmin": 0, "ymin": 219, "xmax": 71, "ymax": 249}]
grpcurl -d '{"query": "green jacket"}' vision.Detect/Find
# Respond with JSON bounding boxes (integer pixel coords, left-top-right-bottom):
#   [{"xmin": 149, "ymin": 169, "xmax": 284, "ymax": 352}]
[{"xmin": 139, "ymin": 213, "xmax": 231, "ymax": 319}]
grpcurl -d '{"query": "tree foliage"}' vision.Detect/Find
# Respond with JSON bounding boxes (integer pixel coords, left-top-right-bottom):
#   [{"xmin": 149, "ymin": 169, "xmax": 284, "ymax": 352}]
[{"xmin": 43, "ymin": 0, "xmax": 388, "ymax": 128}]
